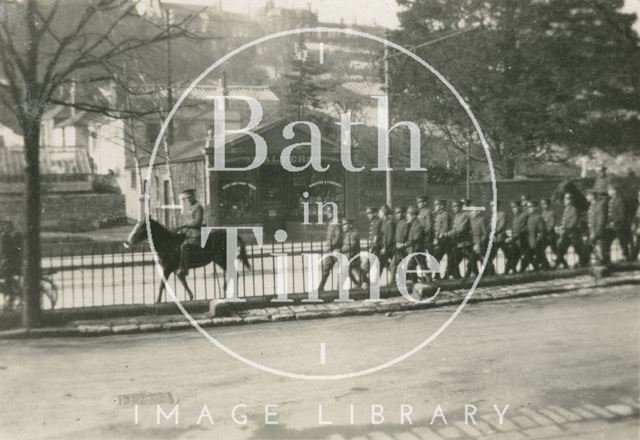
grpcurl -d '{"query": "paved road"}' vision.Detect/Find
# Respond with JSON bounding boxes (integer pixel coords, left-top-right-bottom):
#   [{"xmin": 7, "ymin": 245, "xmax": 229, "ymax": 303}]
[{"xmin": 0, "ymin": 285, "xmax": 638, "ymax": 440}]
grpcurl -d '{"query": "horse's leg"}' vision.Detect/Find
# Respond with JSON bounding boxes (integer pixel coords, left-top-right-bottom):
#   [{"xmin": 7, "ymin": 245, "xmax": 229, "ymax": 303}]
[
  {"xmin": 177, "ymin": 271, "xmax": 194, "ymax": 301},
  {"xmin": 156, "ymin": 267, "xmax": 173, "ymax": 304}
]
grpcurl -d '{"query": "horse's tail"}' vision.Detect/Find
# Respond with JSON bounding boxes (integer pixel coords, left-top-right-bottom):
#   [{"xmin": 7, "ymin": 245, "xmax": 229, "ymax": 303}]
[{"xmin": 238, "ymin": 239, "xmax": 251, "ymax": 271}]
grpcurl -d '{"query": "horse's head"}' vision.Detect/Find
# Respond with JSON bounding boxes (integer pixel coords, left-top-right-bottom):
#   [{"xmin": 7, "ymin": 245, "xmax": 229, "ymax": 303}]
[{"xmin": 123, "ymin": 219, "xmax": 152, "ymax": 248}]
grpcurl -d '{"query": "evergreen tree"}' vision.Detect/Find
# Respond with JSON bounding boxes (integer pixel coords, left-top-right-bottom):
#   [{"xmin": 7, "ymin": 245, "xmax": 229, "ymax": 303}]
[
  {"xmin": 391, "ymin": 0, "xmax": 639, "ymax": 178},
  {"xmin": 282, "ymin": 34, "xmax": 327, "ymax": 120}
]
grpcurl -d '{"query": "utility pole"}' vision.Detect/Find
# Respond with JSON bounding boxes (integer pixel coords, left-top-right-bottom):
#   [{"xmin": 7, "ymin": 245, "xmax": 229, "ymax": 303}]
[
  {"xmin": 384, "ymin": 41, "xmax": 393, "ymax": 209},
  {"xmin": 165, "ymin": 8, "xmax": 175, "ymax": 146},
  {"xmin": 466, "ymin": 143, "xmax": 471, "ymax": 200},
  {"xmin": 381, "ymin": 26, "xmax": 480, "ymax": 205}
]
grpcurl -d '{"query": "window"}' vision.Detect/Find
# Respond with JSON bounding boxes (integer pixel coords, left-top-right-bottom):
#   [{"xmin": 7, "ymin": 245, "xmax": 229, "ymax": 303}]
[
  {"xmin": 51, "ymin": 128, "xmax": 64, "ymax": 147},
  {"xmin": 63, "ymin": 126, "xmax": 76, "ymax": 147},
  {"xmin": 130, "ymin": 169, "xmax": 137, "ymax": 189}
]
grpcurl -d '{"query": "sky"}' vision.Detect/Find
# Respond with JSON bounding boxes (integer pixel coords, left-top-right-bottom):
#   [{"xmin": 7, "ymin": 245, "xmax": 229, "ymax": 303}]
[{"xmin": 175, "ymin": 0, "xmax": 640, "ymax": 31}]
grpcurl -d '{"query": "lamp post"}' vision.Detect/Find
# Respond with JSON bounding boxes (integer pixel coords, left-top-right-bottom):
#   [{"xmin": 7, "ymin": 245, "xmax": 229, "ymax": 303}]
[{"xmin": 383, "ymin": 42, "xmax": 393, "ymax": 209}]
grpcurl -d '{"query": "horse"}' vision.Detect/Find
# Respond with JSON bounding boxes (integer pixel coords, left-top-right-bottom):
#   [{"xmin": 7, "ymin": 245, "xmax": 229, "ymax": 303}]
[
  {"xmin": 553, "ymin": 177, "xmax": 639, "ymax": 226},
  {"xmin": 552, "ymin": 179, "xmax": 590, "ymax": 215},
  {"xmin": 124, "ymin": 218, "xmax": 251, "ymax": 303}
]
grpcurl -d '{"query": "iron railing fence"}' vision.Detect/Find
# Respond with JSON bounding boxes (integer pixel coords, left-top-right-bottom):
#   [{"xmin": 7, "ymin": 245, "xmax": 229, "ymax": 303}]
[{"xmin": 0, "ymin": 238, "xmax": 628, "ymax": 311}]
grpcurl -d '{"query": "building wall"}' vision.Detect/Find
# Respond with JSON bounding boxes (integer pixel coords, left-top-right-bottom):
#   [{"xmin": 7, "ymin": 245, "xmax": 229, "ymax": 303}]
[{"xmin": 0, "ymin": 193, "xmax": 126, "ymax": 232}]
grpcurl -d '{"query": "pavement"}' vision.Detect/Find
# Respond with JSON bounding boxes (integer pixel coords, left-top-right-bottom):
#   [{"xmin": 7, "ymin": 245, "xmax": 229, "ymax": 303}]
[
  {"xmin": 3, "ymin": 269, "xmax": 639, "ymax": 339},
  {"xmin": 0, "ymin": 281, "xmax": 638, "ymax": 439}
]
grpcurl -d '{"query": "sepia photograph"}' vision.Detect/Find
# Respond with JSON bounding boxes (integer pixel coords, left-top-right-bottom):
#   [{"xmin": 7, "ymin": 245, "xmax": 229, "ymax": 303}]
[{"xmin": 0, "ymin": 0, "xmax": 639, "ymax": 439}]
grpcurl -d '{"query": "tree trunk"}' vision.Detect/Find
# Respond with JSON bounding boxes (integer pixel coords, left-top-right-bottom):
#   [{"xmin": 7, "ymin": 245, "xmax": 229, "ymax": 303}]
[{"xmin": 22, "ymin": 124, "xmax": 42, "ymax": 328}]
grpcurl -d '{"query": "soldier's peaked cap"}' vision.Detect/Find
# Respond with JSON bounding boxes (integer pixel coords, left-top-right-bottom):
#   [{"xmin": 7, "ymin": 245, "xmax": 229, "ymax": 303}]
[
  {"xmin": 417, "ymin": 195, "xmax": 428, "ymax": 202},
  {"xmin": 406, "ymin": 206, "xmax": 418, "ymax": 215},
  {"xmin": 379, "ymin": 204, "xmax": 391, "ymax": 214},
  {"xmin": 365, "ymin": 206, "xmax": 377, "ymax": 214},
  {"xmin": 394, "ymin": 206, "xmax": 406, "ymax": 214},
  {"xmin": 180, "ymin": 189, "xmax": 195, "ymax": 197}
]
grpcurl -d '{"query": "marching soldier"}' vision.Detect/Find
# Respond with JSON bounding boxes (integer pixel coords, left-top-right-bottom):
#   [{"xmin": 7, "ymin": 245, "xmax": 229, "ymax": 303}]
[
  {"xmin": 505, "ymin": 201, "xmax": 528, "ymax": 274},
  {"xmin": 522, "ymin": 201, "xmax": 547, "ymax": 271},
  {"xmin": 378, "ymin": 205, "xmax": 395, "ymax": 280},
  {"xmin": 416, "ymin": 195, "xmax": 434, "ymax": 281},
  {"xmin": 390, "ymin": 206, "xmax": 408, "ymax": 283},
  {"xmin": 468, "ymin": 205, "xmax": 488, "ymax": 277},
  {"xmin": 606, "ymin": 184, "xmax": 632, "ymax": 262},
  {"xmin": 556, "ymin": 192, "xmax": 582, "ymax": 269},
  {"xmin": 586, "ymin": 189, "xmax": 608, "ymax": 264},
  {"xmin": 633, "ymin": 189, "xmax": 640, "ymax": 261},
  {"xmin": 340, "ymin": 217, "xmax": 362, "ymax": 288},
  {"xmin": 445, "ymin": 200, "xmax": 471, "ymax": 279},
  {"xmin": 540, "ymin": 198, "xmax": 557, "ymax": 268},
  {"xmin": 593, "ymin": 165, "xmax": 611, "ymax": 195},
  {"xmin": 417, "ymin": 195, "xmax": 434, "ymax": 252},
  {"xmin": 318, "ymin": 206, "xmax": 342, "ymax": 292},
  {"xmin": 485, "ymin": 200, "xmax": 507, "ymax": 276},
  {"xmin": 405, "ymin": 206, "xmax": 425, "ymax": 284},
  {"xmin": 176, "ymin": 189, "xmax": 204, "ymax": 277},
  {"xmin": 432, "ymin": 199, "xmax": 450, "ymax": 279},
  {"xmin": 361, "ymin": 207, "xmax": 382, "ymax": 286}
]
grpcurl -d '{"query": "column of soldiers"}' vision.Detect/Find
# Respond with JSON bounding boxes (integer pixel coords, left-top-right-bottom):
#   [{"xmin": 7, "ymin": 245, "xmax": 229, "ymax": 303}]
[{"xmin": 318, "ymin": 185, "xmax": 640, "ymax": 291}]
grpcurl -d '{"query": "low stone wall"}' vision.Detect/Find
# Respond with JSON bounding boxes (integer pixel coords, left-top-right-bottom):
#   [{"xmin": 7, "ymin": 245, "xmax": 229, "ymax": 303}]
[{"xmin": 0, "ymin": 193, "xmax": 126, "ymax": 232}]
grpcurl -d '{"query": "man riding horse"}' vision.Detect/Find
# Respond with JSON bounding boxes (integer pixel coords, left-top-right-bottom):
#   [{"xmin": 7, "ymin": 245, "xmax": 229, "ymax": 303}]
[{"xmin": 175, "ymin": 189, "xmax": 204, "ymax": 277}]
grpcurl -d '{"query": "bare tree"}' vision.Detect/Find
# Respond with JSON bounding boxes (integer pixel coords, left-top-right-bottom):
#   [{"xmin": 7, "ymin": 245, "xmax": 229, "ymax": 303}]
[{"xmin": 0, "ymin": 0, "xmax": 205, "ymax": 328}]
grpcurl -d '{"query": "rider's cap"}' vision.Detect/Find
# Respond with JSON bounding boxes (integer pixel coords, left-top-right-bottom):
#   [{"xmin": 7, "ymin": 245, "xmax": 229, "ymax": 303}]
[{"xmin": 179, "ymin": 189, "xmax": 196, "ymax": 198}]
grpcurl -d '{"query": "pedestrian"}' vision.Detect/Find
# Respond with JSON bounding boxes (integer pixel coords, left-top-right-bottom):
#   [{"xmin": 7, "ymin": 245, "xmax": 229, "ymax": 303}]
[
  {"xmin": 522, "ymin": 201, "xmax": 547, "ymax": 271},
  {"xmin": 390, "ymin": 206, "xmax": 408, "ymax": 284},
  {"xmin": 361, "ymin": 207, "xmax": 382, "ymax": 287},
  {"xmin": 445, "ymin": 200, "xmax": 471, "ymax": 279},
  {"xmin": 340, "ymin": 217, "xmax": 362, "ymax": 288},
  {"xmin": 468, "ymin": 204, "xmax": 488, "ymax": 277},
  {"xmin": 378, "ymin": 204, "xmax": 395, "ymax": 282},
  {"xmin": 0, "ymin": 221, "xmax": 21, "ymax": 308},
  {"xmin": 318, "ymin": 206, "xmax": 342, "ymax": 292},
  {"xmin": 606, "ymin": 184, "xmax": 632, "ymax": 262},
  {"xmin": 556, "ymin": 192, "xmax": 583, "ymax": 269}
]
